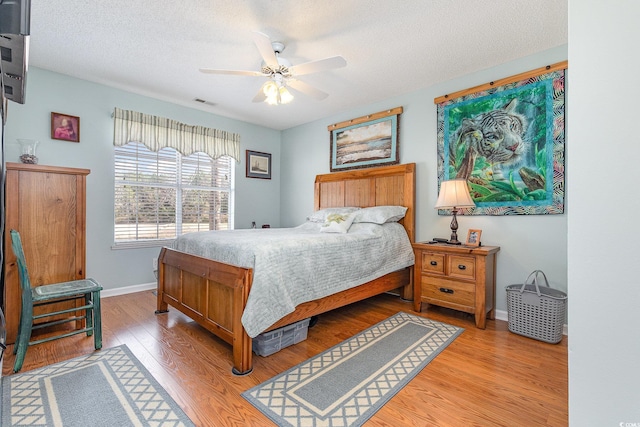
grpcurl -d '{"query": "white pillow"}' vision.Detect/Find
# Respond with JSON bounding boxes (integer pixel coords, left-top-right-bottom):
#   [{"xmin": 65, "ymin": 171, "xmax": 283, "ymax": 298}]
[
  {"xmin": 319, "ymin": 212, "xmax": 356, "ymax": 233},
  {"xmin": 307, "ymin": 207, "xmax": 360, "ymax": 223},
  {"xmin": 352, "ymin": 206, "xmax": 407, "ymax": 224}
]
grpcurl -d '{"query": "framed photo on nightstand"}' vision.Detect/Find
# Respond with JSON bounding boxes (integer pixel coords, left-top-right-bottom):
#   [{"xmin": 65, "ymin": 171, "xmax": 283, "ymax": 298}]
[{"xmin": 466, "ymin": 229, "xmax": 482, "ymax": 247}]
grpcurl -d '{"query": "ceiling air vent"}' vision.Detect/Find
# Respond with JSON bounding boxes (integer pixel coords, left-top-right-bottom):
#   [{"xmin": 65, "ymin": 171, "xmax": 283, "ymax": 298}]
[{"xmin": 194, "ymin": 98, "xmax": 216, "ymax": 107}]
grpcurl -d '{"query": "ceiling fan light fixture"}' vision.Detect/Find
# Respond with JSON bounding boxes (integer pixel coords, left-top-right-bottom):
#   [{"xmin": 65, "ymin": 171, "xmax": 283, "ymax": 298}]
[
  {"xmin": 266, "ymin": 94, "xmax": 279, "ymax": 106},
  {"xmin": 279, "ymin": 86, "xmax": 293, "ymax": 104},
  {"xmin": 262, "ymin": 79, "xmax": 293, "ymax": 105},
  {"xmin": 263, "ymin": 81, "xmax": 278, "ymax": 98},
  {"xmin": 263, "ymin": 81, "xmax": 280, "ymax": 105}
]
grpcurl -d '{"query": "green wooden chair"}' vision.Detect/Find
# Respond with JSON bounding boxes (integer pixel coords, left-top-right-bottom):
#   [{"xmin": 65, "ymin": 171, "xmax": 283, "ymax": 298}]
[{"xmin": 9, "ymin": 230, "xmax": 103, "ymax": 372}]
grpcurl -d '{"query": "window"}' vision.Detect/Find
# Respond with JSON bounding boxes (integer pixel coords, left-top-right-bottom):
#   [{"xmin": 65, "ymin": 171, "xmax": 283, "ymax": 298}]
[
  {"xmin": 114, "ymin": 142, "xmax": 234, "ymax": 247},
  {"xmin": 111, "ymin": 108, "xmax": 240, "ymax": 248}
]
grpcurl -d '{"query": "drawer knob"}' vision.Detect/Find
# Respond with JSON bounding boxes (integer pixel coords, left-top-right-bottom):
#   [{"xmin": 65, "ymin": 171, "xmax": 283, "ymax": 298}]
[
  {"xmin": 458, "ymin": 264, "xmax": 466, "ymax": 270},
  {"xmin": 430, "ymin": 261, "xmax": 438, "ymax": 266},
  {"xmin": 439, "ymin": 287, "xmax": 454, "ymax": 294}
]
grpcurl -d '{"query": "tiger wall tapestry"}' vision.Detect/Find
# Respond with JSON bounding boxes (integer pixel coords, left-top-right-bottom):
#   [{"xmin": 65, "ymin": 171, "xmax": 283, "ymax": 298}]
[{"xmin": 435, "ymin": 61, "xmax": 566, "ymax": 216}]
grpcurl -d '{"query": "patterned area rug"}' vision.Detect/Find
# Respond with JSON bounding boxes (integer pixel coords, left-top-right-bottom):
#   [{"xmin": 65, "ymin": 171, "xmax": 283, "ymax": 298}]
[
  {"xmin": 243, "ymin": 311, "xmax": 463, "ymax": 427},
  {"xmin": 1, "ymin": 344, "xmax": 194, "ymax": 427}
]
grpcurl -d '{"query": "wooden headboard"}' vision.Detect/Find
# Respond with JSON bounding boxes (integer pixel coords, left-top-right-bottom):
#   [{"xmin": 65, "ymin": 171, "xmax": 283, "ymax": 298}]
[{"xmin": 314, "ymin": 163, "xmax": 416, "ymax": 242}]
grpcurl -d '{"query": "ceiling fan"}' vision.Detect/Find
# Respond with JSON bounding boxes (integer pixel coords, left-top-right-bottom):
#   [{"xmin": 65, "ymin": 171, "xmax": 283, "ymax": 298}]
[{"xmin": 199, "ymin": 32, "xmax": 347, "ymax": 105}]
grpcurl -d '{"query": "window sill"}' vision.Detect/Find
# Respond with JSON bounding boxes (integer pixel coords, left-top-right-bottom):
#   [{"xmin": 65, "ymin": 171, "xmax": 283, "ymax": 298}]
[{"xmin": 111, "ymin": 239, "xmax": 175, "ymax": 250}]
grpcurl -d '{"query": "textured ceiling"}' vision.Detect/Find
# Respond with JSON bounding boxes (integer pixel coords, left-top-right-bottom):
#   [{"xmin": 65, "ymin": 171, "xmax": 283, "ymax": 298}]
[{"xmin": 29, "ymin": 1, "xmax": 567, "ymax": 130}]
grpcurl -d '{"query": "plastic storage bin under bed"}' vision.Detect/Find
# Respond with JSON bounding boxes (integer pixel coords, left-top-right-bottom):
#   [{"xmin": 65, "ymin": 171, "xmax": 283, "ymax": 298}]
[{"xmin": 253, "ymin": 318, "xmax": 311, "ymax": 357}]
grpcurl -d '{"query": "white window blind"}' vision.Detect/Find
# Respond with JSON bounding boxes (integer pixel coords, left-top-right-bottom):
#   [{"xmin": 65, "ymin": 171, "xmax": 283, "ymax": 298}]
[{"xmin": 114, "ymin": 142, "xmax": 234, "ymax": 246}]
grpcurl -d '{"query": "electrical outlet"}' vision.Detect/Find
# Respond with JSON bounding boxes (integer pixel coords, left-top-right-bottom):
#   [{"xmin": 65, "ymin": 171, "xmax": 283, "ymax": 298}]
[{"xmin": 152, "ymin": 257, "xmax": 158, "ymax": 270}]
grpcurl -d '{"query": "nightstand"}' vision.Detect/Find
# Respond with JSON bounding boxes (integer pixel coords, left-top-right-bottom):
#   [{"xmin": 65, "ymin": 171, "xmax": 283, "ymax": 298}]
[{"xmin": 412, "ymin": 242, "xmax": 500, "ymax": 329}]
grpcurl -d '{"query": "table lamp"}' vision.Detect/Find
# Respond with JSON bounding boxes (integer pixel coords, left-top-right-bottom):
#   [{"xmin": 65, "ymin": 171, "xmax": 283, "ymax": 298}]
[{"xmin": 434, "ymin": 179, "xmax": 475, "ymax": 245}]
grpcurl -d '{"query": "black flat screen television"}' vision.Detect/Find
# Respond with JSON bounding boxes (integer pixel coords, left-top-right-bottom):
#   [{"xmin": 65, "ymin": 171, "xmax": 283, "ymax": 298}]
[
  {"xmin": 1, "ymin": 0, "xmax": 31, "ymax": 305},
  {"xmin": 0, "ymin": 0, "xmax": 31, "ymax": 104},
  {"xmin": 0, "ymin": 0, "xmax": 31, "ymax": 36}
]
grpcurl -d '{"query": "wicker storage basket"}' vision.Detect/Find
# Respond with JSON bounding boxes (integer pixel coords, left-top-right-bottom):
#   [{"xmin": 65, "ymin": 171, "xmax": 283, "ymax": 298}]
[{"xmin": 506, "ymin": 270, "xmax": 567, "ymax": 344}]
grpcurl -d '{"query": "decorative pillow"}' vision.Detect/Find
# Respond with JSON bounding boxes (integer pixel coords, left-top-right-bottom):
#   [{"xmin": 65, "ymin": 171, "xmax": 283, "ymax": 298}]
[
  {"xmin": 319, "ymin": 212, "xmax": 356, "ymax": 233},
  {"xmin": 352, "ymin": 206, "xmax": 407, "ymax": 224},
  {"xmin": 307, "ymin": 207, "xmax": 360, "ymax": 223}
]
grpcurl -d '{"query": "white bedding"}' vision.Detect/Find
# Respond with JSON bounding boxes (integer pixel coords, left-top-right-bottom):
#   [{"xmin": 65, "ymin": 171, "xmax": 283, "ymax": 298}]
[{"xmin": 171, "ymin": 221, "xmax": 415, "ymax": 337}]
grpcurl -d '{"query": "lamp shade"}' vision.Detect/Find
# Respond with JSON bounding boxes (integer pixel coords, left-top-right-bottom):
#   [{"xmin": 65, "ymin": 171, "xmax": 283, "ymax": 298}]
[{"xmin": 435, "ymin": 179, "xmax": 475, "ymax": 209}]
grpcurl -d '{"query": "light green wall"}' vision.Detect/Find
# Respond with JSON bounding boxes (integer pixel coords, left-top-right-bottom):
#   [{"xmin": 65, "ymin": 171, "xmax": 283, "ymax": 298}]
[
  {"xmin": 280, "ymin": 45, "xmax": 568, "ymax": 317},
  {"xmin": 4, "ymin": 67, "xmax": 281, "ymax": 290}
]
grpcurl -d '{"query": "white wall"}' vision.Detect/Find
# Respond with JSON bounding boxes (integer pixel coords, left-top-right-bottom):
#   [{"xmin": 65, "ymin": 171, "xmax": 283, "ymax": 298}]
[
  {"xmin": 568, "ymin": 1, "xmax": 640, "ymax": 424},
  {"xmin": 281, "ymin": 45, "xmax": 568, "ymax": 317},
  {"xmin": 4, "ymin": 68, "xmax": 282, "ymax": 290}
]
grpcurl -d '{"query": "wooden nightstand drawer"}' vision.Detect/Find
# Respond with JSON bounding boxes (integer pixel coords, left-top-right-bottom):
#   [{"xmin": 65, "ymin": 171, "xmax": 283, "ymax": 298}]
[
  {"xmin": 420, "ymin": 252, "xmax": 445, "ymax": 274},
  {"xmin": 422, "ymin": 277, "xmax": 475, "ymax": 307},
  {"xmin": 448, "ymin": 255, "xmax": 475, "ymax": 280}
]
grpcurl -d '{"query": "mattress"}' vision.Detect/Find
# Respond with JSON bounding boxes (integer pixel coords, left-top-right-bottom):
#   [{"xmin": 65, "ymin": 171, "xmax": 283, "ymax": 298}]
[{"xmin": 172, "ymin": 221, "xmax": 415, "ymax": 337}]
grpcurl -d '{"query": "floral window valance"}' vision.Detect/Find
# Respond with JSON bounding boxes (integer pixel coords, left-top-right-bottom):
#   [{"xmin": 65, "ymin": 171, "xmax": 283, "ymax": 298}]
[{"xmin": 113, "ymin": 107, "xmax": 240, "ymax": 161}]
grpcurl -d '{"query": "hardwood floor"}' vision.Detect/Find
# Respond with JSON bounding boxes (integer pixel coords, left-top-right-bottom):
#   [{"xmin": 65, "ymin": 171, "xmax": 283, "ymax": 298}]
[{"xmin": 1, "ymin": 291, "xmax": 568, "ymax": 426}]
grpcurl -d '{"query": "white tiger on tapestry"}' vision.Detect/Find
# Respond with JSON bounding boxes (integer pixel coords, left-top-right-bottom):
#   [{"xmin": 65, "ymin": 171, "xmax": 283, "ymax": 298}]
[{"xmin": 449, "ymin": 98, "xmax": 527, "ymax": 181}]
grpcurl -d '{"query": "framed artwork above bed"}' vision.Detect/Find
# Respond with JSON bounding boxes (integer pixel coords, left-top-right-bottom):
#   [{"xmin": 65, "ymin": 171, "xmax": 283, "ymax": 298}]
[{"xmin": 327, "ymin": 107, "xmax": 402, "ymax": 172}]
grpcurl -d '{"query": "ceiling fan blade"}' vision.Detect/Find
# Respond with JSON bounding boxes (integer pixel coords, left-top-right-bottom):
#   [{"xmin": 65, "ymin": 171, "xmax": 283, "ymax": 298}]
[
  {"xmin": 288, "ymin": 56, "xmax": 347, "ymax": 76},
  {"xmin": 199, "ymin": 68, "xmax": 265, "ymax": 77},
  {"xmin": 252, "ymin": 31, "xmax": 279, "ymax": 68},
  {"xmin": 252, "ymin": 83, "xmax": 268, "ymax": 103},
  {"xmin": 287, "ymin": 79, "xmax": 329, "ymax": 100}
]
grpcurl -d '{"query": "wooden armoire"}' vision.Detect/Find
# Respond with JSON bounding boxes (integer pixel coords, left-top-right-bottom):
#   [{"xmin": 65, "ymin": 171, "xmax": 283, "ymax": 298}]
[{"xmin": 3, "ymin": 162, "xmax": 90, "ymax": 344}]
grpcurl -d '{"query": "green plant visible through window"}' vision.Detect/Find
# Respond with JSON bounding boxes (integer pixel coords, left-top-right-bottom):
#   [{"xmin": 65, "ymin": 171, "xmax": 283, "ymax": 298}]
[{"xmin": 114, "ymin": 142, "xmax": 233, "ymax": 244}]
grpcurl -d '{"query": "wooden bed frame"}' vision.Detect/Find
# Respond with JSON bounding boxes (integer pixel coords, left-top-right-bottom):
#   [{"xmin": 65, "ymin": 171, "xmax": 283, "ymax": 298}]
[{"xmin": 156, "ymin": 163, "xmax": 416, "ymax": 375}]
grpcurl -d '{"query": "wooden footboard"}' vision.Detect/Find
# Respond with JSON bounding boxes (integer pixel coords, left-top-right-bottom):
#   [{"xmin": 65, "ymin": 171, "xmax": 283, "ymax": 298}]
[
  {"xmin": 157, "ymin": 246, "xmax": 412, "ymax": 375},
  {"xmin": 156, "ymin": 247, "xmax": 255, "ymax": 375}
]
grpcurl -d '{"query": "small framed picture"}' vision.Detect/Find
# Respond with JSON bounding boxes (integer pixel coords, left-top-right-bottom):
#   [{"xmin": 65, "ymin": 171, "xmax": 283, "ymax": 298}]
[
  {"xmin": 246, "ymin": 150, "xmax": 271, "ymax": 179},
  {"xmin": 51, "ymin": 112, "xmax": 80, "ymax": 142},
  {"xmin": 466, "ymin": 229, "xmax": 482, "ymax": 247}
]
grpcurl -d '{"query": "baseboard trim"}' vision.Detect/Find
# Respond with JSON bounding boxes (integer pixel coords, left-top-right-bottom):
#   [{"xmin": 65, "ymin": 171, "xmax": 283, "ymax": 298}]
[
  {"xmin": 101, "ymin": 282, "xmax": 156, "ymax": 298},
  {"xmin": 495, "ymin": 308, "xmax": 508, "ymax": 323},
  {"xmin": 101, "ymin": 287, "xmax": 568, "ymax": 336}
]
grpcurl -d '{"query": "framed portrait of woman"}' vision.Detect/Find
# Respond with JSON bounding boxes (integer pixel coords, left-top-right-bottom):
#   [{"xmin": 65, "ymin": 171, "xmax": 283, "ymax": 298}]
[{"xmin": 51, "ymin": 112, "xmax": 80, "ymax": 142}]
